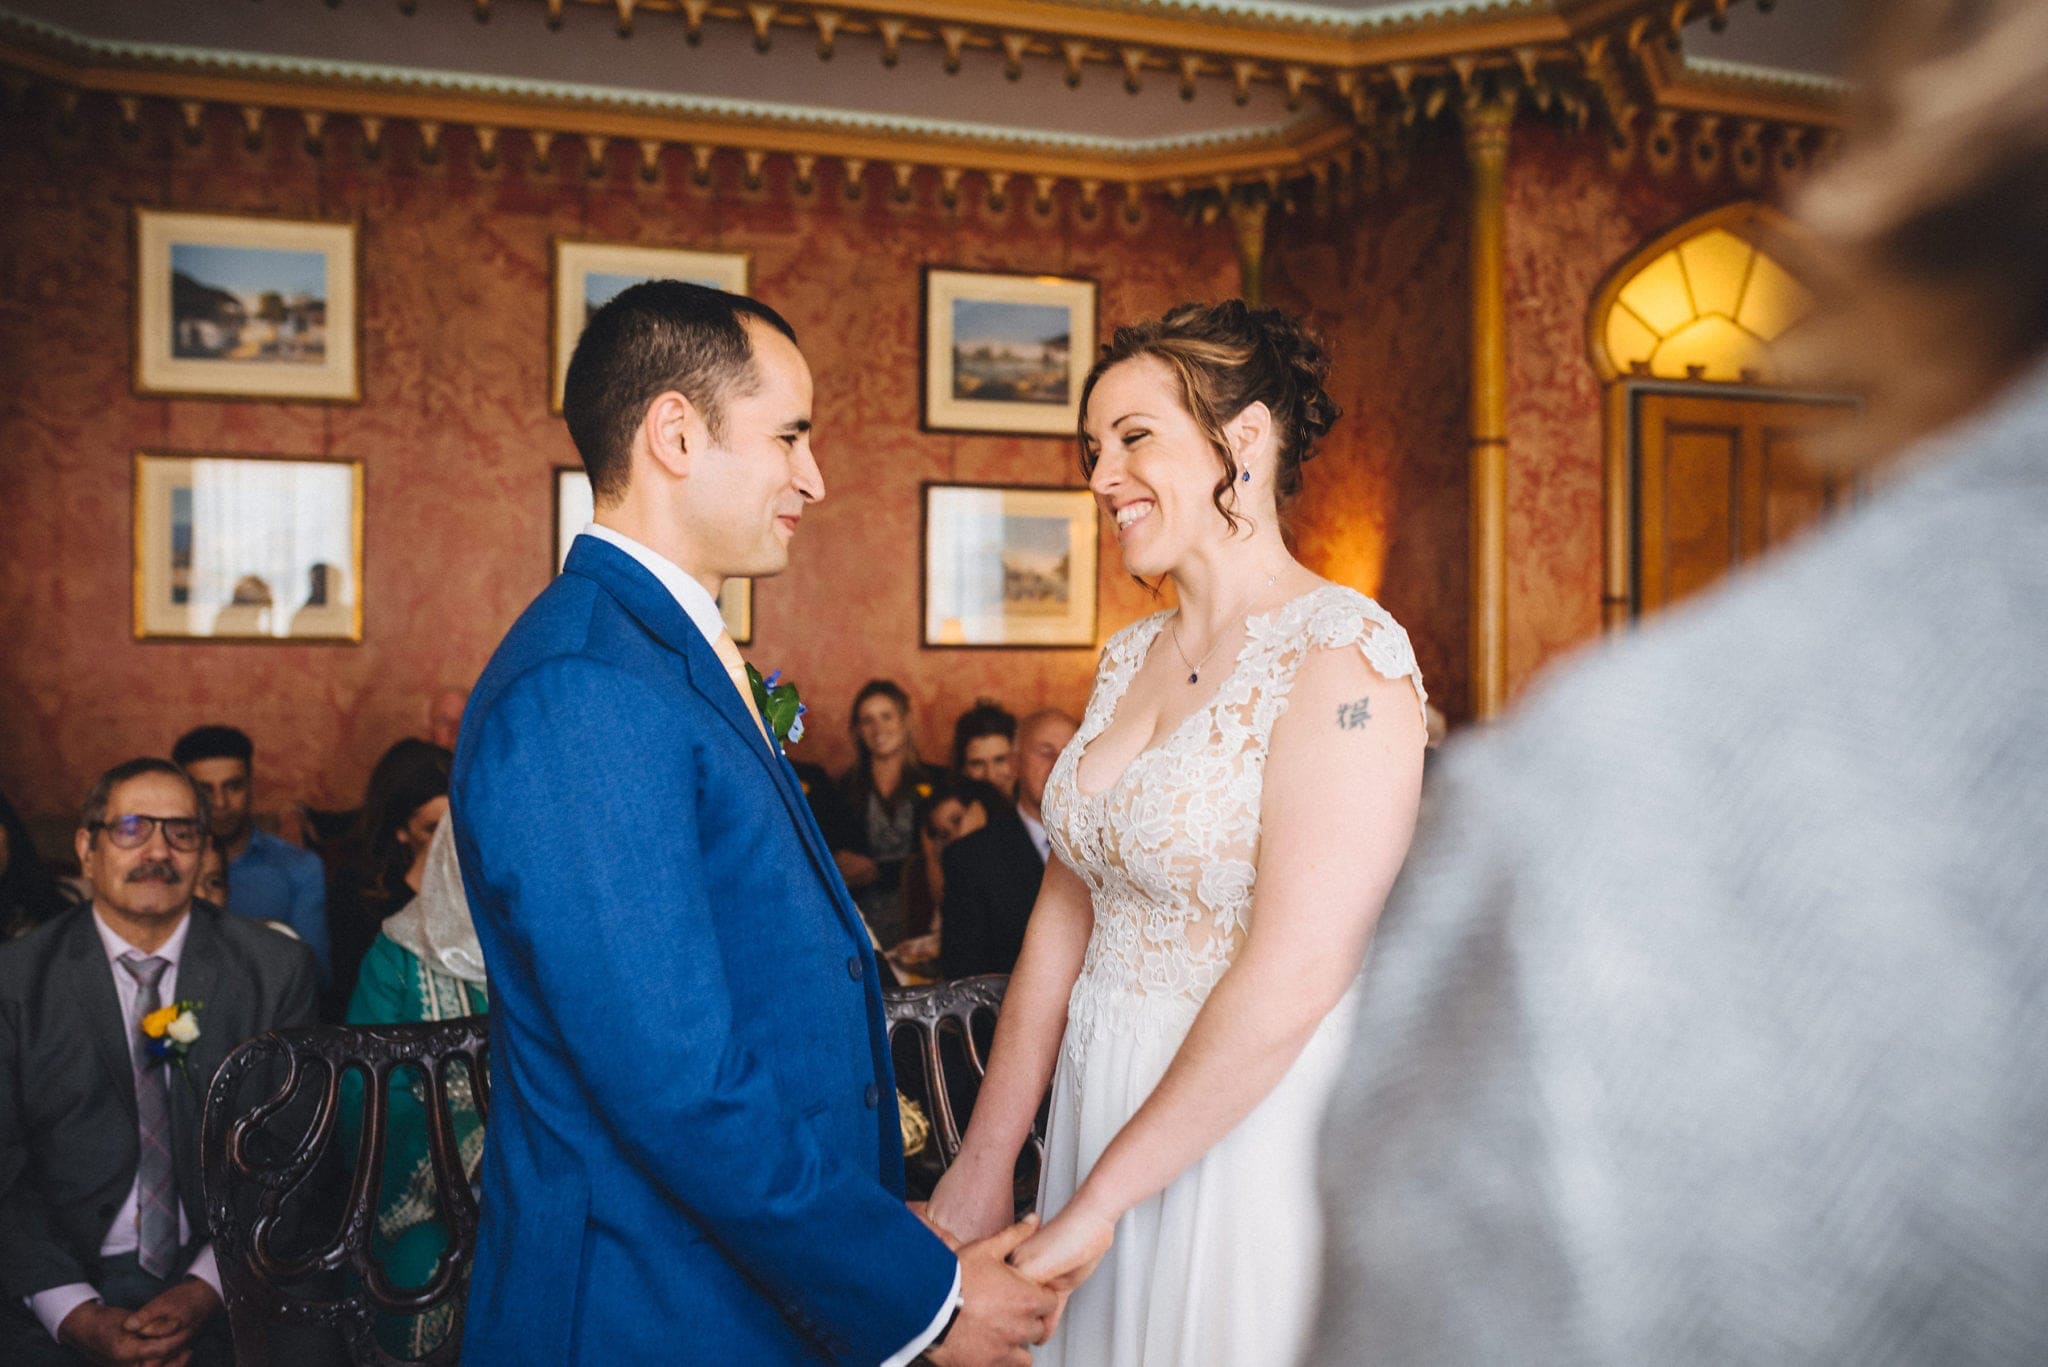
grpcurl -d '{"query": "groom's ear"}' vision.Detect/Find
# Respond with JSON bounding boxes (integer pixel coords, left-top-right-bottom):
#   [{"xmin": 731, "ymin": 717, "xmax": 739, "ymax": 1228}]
[{"xmin": 641, "ymin": 390, "xmax": 698, "ymax": 481}]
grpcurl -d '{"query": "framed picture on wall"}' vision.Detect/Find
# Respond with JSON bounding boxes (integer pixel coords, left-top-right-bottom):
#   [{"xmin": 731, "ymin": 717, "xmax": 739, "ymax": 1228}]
[
  {"xmin": 133, "ymin": 450, "xmax": 364, "ymax": 642},
  {"xmin": 133, "ymin": 209, "xmax": 360, "ymax": 402},
  {"xmin": 551, "ymin": 241, "xmax": 752, "ymax": 412},
  {"xmin": 921, "ymin": 268, "xmax": 1096, "ymax": 435},
  {"xmin": 921, "ymin": 483, "xmax": 1098, "ymax": 648},
  {"xmin": 553, "ymin": 466, "xmax": 751, "ymax": 643}
]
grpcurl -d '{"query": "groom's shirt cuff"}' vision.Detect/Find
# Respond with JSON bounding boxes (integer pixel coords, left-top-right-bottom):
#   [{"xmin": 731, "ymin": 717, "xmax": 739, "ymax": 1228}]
[{"xmin": 882, "ymin": 1262, "xmax": 962, "ymax": 1367}]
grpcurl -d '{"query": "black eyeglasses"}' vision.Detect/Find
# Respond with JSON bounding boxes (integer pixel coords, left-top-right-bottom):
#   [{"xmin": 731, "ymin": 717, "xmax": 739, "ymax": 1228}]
[{"xmin": 90, "ymin": 814, "xmax": 207, "ymax": 853}]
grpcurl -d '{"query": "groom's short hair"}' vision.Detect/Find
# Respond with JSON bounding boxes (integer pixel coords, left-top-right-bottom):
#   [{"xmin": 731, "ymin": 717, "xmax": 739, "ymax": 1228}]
[{"xmin": 564, "ymin": 280, "xmax": 799, "ymax": 504}]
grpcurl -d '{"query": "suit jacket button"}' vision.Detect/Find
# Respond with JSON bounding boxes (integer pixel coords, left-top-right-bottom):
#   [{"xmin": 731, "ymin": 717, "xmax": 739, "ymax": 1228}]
[
  {"xmin": 846, "ymin": 956, "xmax": 863, "ymax": 981},
  {"xmin": 864, "ymin": 1084, "xmax": 879, "ymax": 1109}
]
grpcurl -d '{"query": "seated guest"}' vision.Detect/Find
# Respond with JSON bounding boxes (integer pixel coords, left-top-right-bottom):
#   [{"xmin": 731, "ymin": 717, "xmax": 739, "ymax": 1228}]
[
  {"xmin": 425, "ymin": 686, "xmax": 468, "ymax": 753},
  {"xmin": 939, "ymin": 709, "xmax": 1079, "ymax": 981},
  {"xmin": 342, "ymin": 818, "xmax": 486, "ymax": 1359},
  {"xmin": 950, "ymin": 699, "xmax": 1018, "ymax": 800},
  {"xmin": 1, "ymin": 790, "xmax": 73, "ymax": 940},
  {"xmin": 789, "ymin": 759, "xmax": 859, "ymax": 855},
  {"xmin": 172, "ymin": 725, "xmax": 331, "ymax": 983},
  {"xmin": 326, "ymin": 739, "xmax": 451, "ymax": 1015},
  {"xmin": 194, "ymin": 837, "xmax": 230, "ymax": 912},
  {"xmin": 891, "ymin": 776, "xmax": 1007, "ymax": 974},
  {"xmin": 0, "ymin": 758, "xmax": 317, "ymax": 1366},
  {"xmin": 833, "ymin": 680, "xmax": 941, "ymax": 948}
]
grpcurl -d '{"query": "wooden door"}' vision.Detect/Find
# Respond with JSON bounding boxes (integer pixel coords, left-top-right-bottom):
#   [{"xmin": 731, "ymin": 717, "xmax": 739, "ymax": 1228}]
[{"xmin": 1634, "ymin": 393, "xmax": 1856, "ymax": 616}]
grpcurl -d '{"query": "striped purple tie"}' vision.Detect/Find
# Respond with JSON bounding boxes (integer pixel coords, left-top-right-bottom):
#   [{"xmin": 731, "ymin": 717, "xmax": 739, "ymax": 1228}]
[{"xmin": 117, "ymin": 952, "xmax": 179, "ymax": 1278}]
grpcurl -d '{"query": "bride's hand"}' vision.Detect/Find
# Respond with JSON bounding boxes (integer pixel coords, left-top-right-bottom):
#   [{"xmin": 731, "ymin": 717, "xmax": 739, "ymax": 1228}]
[
  {"xmin": 1008, "ymin": 1205, "xmax": 1114, "ymax": 1294},
  {"xmin": 925, "ymin": 1163, "xmax": 1015, "ymax": 1248}
]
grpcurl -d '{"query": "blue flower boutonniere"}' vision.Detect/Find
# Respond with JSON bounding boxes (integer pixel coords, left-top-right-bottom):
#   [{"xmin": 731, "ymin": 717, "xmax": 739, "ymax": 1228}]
[
  {"xmin": 745, "ymin": 665, "xmax": 807, "ymax": 750},
  {"xmin": 141, "ymin": 1000, "xmax": 203, "ymax": 1073}
]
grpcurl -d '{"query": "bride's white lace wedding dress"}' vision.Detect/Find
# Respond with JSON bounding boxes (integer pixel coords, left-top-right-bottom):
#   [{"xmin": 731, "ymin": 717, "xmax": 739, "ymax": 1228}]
[{"xmin": 1035, "ymin": 584, "xmax": 1427, "ymax": 1366}]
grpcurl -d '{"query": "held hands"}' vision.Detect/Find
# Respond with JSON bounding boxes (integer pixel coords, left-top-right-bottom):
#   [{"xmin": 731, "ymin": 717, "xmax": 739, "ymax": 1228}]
[
  {"xmin": 1010, "ymin": 1204, "xmax": 1115, "ymax": 1296},
  {"xmin": 58, "ymin": 1277, "xmax": 219, "ymax": 1367},
  {"xmin": 925, "ymin": 1217, "xmax": 1058, "ymax": 1367}
]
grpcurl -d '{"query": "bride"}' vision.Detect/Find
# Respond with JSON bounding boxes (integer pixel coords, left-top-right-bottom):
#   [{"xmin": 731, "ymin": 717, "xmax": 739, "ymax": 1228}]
[{"xmin": 924, "ymin": 300, "xmax": 1430, "ymax": 1364}]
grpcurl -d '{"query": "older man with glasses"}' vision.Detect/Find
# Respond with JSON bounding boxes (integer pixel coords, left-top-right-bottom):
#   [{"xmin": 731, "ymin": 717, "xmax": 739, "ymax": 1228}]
[{"xmin": 0, "ymin": 758, "xmax": 317, "ymax": 1367}]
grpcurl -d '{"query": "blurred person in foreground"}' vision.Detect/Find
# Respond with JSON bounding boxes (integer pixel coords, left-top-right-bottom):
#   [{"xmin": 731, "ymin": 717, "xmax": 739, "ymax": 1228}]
[{"xmin": 1305, "ymin": 2, "xmax": 2048, "ymax": 1362}]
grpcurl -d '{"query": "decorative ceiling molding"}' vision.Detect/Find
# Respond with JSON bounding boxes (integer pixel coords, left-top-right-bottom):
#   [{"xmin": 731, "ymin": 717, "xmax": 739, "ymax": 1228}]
[{"xmin": 0, "ymin": 0, "xmax": 1843, "ymax": 213}]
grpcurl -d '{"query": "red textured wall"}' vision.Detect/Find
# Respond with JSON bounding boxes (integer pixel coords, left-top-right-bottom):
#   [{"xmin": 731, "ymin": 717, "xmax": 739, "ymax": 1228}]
[
  {"xmin": 0, "ymin": 98, "xmax": 1238, "ymax": 822},
  {"xmin": 1501, "ymin": 121, "xmax": 1746, "ymax": 693},
  {"xmin": 1268, "ymin": 128, "xmax": 1473, "ymax": 722},
  {"xmin": 0, "ymin": 89, "xmax": 1771, "ymax": 828}
]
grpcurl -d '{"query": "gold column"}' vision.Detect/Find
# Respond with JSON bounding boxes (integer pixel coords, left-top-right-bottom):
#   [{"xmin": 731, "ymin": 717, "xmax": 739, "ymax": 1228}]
[
  {"xmin": 1226, "ymin": 194, "xmax": 1270, "ymax": 308},
  {"xmin": 1464, "ymin": 98, "xmax": 1513, "ymax": 719}
]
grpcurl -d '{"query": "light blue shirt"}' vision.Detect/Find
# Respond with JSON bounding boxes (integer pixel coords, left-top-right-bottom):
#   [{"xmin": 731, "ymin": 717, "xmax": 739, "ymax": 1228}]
[{"xmin": 228, "ymin": 828, "xmax": 330, "ymax": 981}]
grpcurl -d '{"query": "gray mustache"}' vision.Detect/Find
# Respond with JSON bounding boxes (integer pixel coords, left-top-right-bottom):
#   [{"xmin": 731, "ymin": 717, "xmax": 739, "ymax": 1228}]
[{"xmin": 126, "ymin": 861, "xmax": 181, "ymax": 884}]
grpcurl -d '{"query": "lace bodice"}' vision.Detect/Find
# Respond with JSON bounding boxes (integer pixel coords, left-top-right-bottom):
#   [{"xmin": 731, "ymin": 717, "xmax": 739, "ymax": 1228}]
[{"xmin": 1043, "ymin": 585, "xmax": 1427, "ymax": 1061}]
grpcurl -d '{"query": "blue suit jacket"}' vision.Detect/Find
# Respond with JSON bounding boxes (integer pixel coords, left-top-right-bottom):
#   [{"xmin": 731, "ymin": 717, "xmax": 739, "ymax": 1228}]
[{"xmin": 452, "ymin": 538, "xmax": 955, "ymax": 1365}]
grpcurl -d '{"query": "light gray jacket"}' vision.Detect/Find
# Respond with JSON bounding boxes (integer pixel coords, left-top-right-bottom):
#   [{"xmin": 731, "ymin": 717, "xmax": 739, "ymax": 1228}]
[{"xmin": 1308, "ymin": 368, "xmax": 2048, "ymax": 1365}]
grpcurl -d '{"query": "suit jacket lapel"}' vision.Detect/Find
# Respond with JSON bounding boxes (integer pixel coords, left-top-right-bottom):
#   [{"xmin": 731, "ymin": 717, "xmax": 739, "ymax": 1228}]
[
  {"xmin": 170, "ymin": 911, "xmax": 224, "ymax": 1223},
  {"xmin": 566, "ymin": 540, "xmax": 867, "ymax": 939},
  {"xmin": 63, "ymin": 912, "xmax": 139, "ymax": 1125}
]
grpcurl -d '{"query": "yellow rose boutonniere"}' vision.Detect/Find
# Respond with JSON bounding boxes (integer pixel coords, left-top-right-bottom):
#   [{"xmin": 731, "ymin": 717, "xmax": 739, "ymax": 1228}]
[{"xmin": 140, "ymin": 1000, "xmax": 203, "ymax": 1067}]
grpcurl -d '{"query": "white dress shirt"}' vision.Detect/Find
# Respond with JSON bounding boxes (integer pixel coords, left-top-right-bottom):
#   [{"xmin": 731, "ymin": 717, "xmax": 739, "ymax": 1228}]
[
  {"xmin": 1020, "ymin": 808, "xmax": 1051, "ymax": 865},
  {"xmin": 578, "ymin": 524, "xmax": 963, "ymax": 1365},
  {"xmin": 27, "ymin": 910, "xmax": 222, "ymax": 1340}
]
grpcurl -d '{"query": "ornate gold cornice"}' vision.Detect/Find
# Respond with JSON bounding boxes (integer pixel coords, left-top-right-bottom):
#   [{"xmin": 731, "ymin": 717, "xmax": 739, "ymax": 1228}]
[{"xmin": 0, "ymin": 0, "xmax": 1843, "ymax": 214}]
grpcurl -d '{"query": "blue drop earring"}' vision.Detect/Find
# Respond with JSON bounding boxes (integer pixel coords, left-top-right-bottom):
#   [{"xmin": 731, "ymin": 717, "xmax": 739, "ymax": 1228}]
[{"xmin": 1241, "ymin": 469, "xmax": 1251, "ymax": 483}]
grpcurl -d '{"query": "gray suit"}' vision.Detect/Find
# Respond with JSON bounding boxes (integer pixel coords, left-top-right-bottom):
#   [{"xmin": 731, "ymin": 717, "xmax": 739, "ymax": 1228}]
[
  {"xmin": 1307, "ymin": 368, "xmax": 2048, "ymax": 1365},
  {"xmin": 0, "ymin": 902, "xmax": 317, "ymax": 1354}
]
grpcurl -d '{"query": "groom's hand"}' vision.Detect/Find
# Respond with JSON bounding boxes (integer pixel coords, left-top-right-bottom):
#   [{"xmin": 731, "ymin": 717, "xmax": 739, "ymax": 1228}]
[{"xmin": 926, "ymin": 1216, "xmax": 1058, "ymax": 1367}]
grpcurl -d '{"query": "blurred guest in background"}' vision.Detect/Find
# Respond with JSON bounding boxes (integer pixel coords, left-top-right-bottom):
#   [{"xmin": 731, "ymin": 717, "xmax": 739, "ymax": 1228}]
[
  {"xmin": 890, "ymin": 775, "xmax": 1008, "ymax": 975},
  {"xmin": 426, "ymin": 686, "xmax": 468, "ymax": 753},
  {"xmin": 1308, "ymin": 1, "xmax": 2048, "ymax": 1360},
  {"xmin": 194, "ymin": 837, "xmax": 231, "ymax": 912},
  {"xmin": 938, "ymin": 710, "xmax": 1077, "ymax": 981},
  {"xmin": 0, "ymin": 790, "xmax": 72, "ymax": 940},
  {"xmin": 951, "ymin": 699, "xmax": 1018, "ymax": 800},
  {"xmin": 172, "ymin": 725, "xmax": 330, "ymax": 983},
  {"xmin": 325, "ymin": 739, "xmax": 451, "ymax": 1015},
  {"xmin": 833, "ymin": 680, "xmax": 940, "ymax": 948},
  {"xmin": 343, "ymin": 817, "xmax": 487, "ymax": 1358}
]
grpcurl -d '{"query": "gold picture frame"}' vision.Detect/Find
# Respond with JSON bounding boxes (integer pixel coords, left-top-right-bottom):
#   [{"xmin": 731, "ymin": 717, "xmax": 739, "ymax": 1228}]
[
  {"xmin": 550, "ymin": 240, "xmax": 752, "ymax": 412},
  {"xmin": 133, "ymin": 209, "xmax": 360, "ymax": 402},
  {"xmin": 133, "ymin": 450, "xmax": 364, "ymax": 643},
  {"xmin": 552, "ymin": 466, "xmax": 751, "ymax": 643},
  {"xmin": 921, "ymin": 482, "xmax": 1099, "ymax": 648},
  {"xmin": 921, "ymin": 267, "xmax": 1097, "ymax": 435}
]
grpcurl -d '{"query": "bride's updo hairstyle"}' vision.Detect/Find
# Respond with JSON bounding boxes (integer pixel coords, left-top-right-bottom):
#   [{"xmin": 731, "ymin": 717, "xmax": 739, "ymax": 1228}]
[{"xmin": 1077, "ymin": 300, "xmax": 1341, "ymax": 531}]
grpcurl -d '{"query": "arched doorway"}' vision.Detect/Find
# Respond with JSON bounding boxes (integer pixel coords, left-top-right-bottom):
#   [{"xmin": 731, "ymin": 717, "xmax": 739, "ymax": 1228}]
[{"xmin": 1590, "ymin": 202, "xmax": 1858, "ymax": 627}]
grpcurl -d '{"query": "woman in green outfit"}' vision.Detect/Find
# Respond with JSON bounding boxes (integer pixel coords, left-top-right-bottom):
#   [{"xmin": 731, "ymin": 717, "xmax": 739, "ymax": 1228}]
[{"xmin": 343, "ymin": 815, "xmax": 487, "ymax": 1357}]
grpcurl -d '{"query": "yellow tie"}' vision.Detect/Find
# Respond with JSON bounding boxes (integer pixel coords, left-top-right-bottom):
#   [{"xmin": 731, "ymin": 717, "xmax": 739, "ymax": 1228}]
[{"xmin": 709, "ymin": 630, "xmax": 770, "ymax": 743}]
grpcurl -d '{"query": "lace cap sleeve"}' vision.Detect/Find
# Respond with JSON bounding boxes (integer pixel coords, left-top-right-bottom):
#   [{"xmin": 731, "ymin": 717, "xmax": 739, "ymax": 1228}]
[{"xmin": 1303, "ymin": 588, "xmax": 1430, "ymax": 730}]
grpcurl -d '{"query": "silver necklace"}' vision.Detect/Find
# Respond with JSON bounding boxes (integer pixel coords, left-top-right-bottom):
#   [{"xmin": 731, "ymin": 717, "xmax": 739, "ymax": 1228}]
[{"xmin": 1169, "ymin": 571, "xmax": 1282, "ymax": 685}]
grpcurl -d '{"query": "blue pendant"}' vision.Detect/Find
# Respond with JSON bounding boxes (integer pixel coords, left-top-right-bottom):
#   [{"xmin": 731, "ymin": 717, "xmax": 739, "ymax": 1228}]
[{"xmin": 1188, "ymin": 671, "xmax": 1200, "ymax": 683}]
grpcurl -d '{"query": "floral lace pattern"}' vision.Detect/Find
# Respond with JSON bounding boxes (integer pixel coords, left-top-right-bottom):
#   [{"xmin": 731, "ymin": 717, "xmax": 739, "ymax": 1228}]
[{"xmin": 1044, "ymin": 586, "xmax": 1427, "ymax": 1069}]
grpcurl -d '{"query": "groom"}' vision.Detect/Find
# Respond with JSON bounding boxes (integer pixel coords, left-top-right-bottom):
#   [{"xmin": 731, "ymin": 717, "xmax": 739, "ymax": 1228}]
[{"xmin": 452, "ymin": 282, "xmax": 1054, "ymax": 1365}]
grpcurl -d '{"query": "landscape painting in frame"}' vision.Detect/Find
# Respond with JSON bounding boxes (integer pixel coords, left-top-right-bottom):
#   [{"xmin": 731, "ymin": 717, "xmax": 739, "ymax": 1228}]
[
  {"xmin": 554, "ymin": 467, "xmax": 750, "ymax": 643},
  {"xmin": 551, "ymin": 241, "xmax": 751, "ymax": 412},
  {"xmin": 922, "ymin": 484, "xmax": 1098, "ymax": 647},
  {"xmin": 922, "ymin": 268, "xmax": 1096, "ymax": 435},
  {"xmin": 133, "ymin": 451, "xmax": 363, "ymax": 642},
  {"xmin": 134, "ymin": 210, "xmax": 359, "ymax": 401}
]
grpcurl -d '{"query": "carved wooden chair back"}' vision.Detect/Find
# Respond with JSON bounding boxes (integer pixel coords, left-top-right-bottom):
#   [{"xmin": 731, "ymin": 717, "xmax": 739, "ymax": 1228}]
[
  {"xmin": 883, "ymin": 974, "xmax": 1044, "ymax": 1207},
  {"xmin": 201, "ymin": 1017, "xmax": 490, "ymax": 1366}
]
